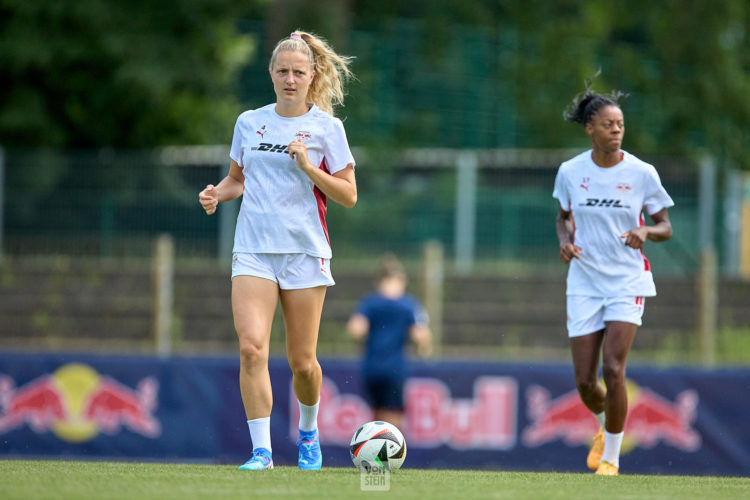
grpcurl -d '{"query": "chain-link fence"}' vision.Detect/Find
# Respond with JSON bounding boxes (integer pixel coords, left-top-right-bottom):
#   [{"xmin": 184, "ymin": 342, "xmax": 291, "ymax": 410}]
[
  {"xmin": 0, "ymin": 146, "xmax": 711, "ymax": 277},
  {"xmin": 3, "ymin": 146, "xmax": 749, "ymax": 363}
]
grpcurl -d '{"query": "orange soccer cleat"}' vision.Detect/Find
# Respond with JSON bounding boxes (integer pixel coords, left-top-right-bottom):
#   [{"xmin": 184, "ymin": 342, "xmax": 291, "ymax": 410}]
[
  {"xmin": 595, "ymin": 460, "xmax": 619, "ymax": 476},
  {"xmin": 587, "ymin": 428, "xmax": 605, "ymax": 470}
]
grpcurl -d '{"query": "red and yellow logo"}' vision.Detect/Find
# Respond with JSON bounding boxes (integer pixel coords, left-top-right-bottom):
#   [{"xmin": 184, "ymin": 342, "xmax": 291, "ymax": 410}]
[{"xmin": 0, "ymin": 363, "xmax": 160, "ymax": 443}]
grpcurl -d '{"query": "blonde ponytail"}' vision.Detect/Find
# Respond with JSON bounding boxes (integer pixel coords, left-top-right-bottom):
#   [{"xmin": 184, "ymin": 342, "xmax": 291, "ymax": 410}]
[{"xmin": 269, "ymin": 31, "xmax": 354, "ymax": 115}]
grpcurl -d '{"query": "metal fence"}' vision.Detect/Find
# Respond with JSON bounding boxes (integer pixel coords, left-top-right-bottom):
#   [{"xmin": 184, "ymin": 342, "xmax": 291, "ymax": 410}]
[
  {"xmin": 0, "ymin": 146, "xmax": 725, "ymax": 277},
  {"xmin": 2, "ymin": 147, "xmax": 228, "ymax": 260},
  {"xmin": 3, "ymin": 146, "xmax": 749, "ymax": 364}
]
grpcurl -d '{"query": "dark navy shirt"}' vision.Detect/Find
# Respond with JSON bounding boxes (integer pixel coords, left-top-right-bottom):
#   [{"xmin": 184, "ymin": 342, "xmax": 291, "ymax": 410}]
[{"xmin": 355, "ymin": 292, "xmax": 427, "ymax": 377}]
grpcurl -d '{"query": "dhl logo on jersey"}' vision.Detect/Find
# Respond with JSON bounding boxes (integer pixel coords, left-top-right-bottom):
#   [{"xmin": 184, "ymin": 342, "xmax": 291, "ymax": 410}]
[
  {"xmin": 252, "ymin": 143, "xmax": 289, "ymax": 154},
  {"xmin": 580, "ymin": 198, "xmax": 630, "ymax": 208}
]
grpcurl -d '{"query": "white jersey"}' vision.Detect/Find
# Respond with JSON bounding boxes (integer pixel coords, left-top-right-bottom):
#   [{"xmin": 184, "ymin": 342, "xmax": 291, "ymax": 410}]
[
  {"xmin": 229, "ymin": 104, "xmax": 355, "ymax": 259},
  {"xmin": 552, "ymin": 150, "xmax": 674, "ymax": 297}
]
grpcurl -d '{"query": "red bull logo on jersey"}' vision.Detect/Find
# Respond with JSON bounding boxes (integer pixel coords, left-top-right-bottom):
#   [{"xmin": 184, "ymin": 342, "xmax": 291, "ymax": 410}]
[
  {"xmin": 522, "ymin": 380, "xmax": 700, "ymax": 453},
  {"xmin": 295, "ymin": 130, "xmax": 312, "ymax": 143},
  {"xmin": 0, "ymin": 363, "xmax": 160, "ymax": 443}
]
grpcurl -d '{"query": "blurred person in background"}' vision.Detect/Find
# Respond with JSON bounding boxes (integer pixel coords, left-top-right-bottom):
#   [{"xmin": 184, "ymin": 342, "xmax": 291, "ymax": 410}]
[
  {"xmin": 552, "ymin": 82, "xmax": 673, "ymax": 476},
  {"xmin": 199, "ymin": 30, "xmax": 356, "ymax": 471},
  {"xmin": 346, "ymin": 253, "xmax": 432, "ymax": 431}
]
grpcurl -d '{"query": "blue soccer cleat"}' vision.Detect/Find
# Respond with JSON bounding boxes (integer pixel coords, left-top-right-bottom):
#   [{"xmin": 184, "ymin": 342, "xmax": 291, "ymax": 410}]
[
  {"xmin": 297, "ymin": 429, "xmax": 322, "ymax": 470},
  {"xmin": 238, "ymin": 447, "xmax": 274, "ymax": 470}
]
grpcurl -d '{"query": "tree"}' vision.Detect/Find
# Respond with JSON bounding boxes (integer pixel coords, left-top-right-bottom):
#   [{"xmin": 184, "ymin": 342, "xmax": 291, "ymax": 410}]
[{"xmin": 0, "ymin": 0, "xmax": 258, "ymax": 148}]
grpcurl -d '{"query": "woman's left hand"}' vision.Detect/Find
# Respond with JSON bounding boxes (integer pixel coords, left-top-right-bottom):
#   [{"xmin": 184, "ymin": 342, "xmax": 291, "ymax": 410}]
[
  {"xmin": 288, "ymin": 140, "xmax": 312, "ymax": 172},
  {"xmin": 287, "ymin": 140, "xmax": 357, "ymax": 208},
  {"xmin": 621, "ymin": 226, "xmax": 649, "ymax": 249}
]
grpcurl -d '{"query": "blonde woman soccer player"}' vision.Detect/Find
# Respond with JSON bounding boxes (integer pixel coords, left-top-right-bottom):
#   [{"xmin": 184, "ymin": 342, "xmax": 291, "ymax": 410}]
[
  {"xmin": 553, "ymin": 83, "xmax": 673, "ymax": 476},
  {"xmin": 199, "ymin": 31, "xmax": 356, "ymax": 471}
]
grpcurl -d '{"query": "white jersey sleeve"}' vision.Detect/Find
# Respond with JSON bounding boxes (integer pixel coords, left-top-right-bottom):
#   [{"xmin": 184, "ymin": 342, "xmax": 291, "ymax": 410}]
[
  {"xmin": 323, "ymin": 118, "xmax": 355, "ymax": 174},
  {"xmin": 229, "ymin": 113, "xmax": 248, "ymax": 167},
  {"xmin": 552, "ymin": 163, "xmax": 571, "ymax": 210},
  {"xmin": 642, "ymin": 165, "xmax": 674, "ymax": 215}
]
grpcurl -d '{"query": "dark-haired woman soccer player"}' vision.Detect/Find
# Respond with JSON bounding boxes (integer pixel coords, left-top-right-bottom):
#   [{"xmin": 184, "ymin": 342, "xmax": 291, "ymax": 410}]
[
  {"xmin": 552, "ymin": 84, "xmax": 673, "ymax": 476},
  {"xmin": 199, "ymin": 31, "xmax": 356, "ymax": 471}
]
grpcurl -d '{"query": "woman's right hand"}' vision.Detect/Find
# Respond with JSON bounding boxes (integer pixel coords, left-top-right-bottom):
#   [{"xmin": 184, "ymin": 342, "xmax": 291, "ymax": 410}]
[
  {"xmin": 559, "ymin": 242, "xmax": 582, "ymax": 263},
  {"xmin": 199, "ymin": 184, "xmax": 219, "ymax": 215}
]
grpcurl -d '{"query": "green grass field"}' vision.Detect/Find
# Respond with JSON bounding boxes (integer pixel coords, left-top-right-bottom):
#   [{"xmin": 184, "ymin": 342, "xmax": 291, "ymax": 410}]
[{"xmin": 1, "ymin": 460, "xmax": 748, "ymax": 500}]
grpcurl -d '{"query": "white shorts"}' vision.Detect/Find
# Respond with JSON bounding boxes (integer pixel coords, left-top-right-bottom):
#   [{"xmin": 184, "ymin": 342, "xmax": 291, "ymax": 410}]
[
  {"xmin": 566, "ymin": 295, "xmax": 645, "ymax": 338},
  {"xmin": 231, "ymin": 252, "xmax": 335, "ymax": 290}
]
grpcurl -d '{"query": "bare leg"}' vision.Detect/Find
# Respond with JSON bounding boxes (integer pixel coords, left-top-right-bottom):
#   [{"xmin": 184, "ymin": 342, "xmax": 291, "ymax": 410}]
[
  {"xmin": 570, "ymin": 329, "xmax": 606, "ymax": 414},
  {"xmin": 374, "ymin": 408, "xmax": 404, "ymax": 431},
  {"xmin": 232, "ymin": 276, "xmax": 279, "ymax": 419},
  {"xmin": 601, "ymin": 321, "xmax": 638, "ymax": 432},
  {"xmin": 280, "ymin": 286, "xmax": 327, "ymax": 406}
]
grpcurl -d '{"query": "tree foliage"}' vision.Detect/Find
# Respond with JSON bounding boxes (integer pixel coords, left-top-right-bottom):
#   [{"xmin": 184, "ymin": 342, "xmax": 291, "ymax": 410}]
[
  {"xmin": 348, "ymin": 0, "xmax": 749, "ymax": 167},
  {"xmin": 0, "ymin": 0, "xmax": 258, "ymax": 148},
  {"xmin": 1, "ymin": 0, "xmax": 749, "ymax": 168}
]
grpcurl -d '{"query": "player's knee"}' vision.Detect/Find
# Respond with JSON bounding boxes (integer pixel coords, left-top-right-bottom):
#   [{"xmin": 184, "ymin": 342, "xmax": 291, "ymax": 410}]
[
  {"xmin": 575, "ymin": 376, "xmax": 599, "ymax": 397},
  {"xmin": 601, "ymin": 361, "xmax": 625, "ymax": 387},
  {"xmin": 238, "ymin": 340, "xmax": 268, "ymax": 368},
  {"xmin": 288, "ymin": 355, "xmax": 319, "ymax": 378}
]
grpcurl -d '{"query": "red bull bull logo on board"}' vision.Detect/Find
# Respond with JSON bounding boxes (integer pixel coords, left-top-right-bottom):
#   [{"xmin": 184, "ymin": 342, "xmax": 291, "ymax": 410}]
[
  {"xmin": 522, "ymin": 379, "xmax": 700, "ymax": 454},
  {"xmin": 0, "ymin": 363, "xmax": 161, "ymax": 443}
]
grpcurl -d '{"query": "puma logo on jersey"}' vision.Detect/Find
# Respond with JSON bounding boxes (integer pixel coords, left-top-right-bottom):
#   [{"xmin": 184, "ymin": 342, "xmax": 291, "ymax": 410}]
[
  {"xmin": 581, "ymin": 198, "xmax": 629, "ymax": 208},
  {"xmin": 252, "ymin": 143, "xmax": 289, "ymax": 154},
  {"xmin": 256, "ymin": 125, "xmax": 267, "ymax": 138}
]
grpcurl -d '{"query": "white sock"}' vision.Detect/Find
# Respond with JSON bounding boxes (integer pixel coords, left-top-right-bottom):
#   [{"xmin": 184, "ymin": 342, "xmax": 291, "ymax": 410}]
[
  {"xmin": 601, "ymin": 430, "xmax": 624, "ymax": 467},
  {"xmin": 594, "ymin": 411, "xmax": 606, "ymax": 428},
  {"xmin": 298, "ymin": 400, "xmax": 319, "ymax": 432},
  {"xmin": 247, "ymin": 417, "xmax": 271, "ymax": 452}
]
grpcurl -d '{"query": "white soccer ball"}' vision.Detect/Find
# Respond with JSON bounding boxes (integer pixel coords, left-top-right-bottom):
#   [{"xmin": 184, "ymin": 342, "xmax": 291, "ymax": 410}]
[{"xmin": 349, "ymin": 421, "xmax": 407, "ymax": 471}]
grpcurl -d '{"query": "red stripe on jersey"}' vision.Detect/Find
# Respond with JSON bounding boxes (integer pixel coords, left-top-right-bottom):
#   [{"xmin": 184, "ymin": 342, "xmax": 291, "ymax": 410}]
[
  {"xmin": 569, "ymin": 201, "xmax": 576, "ymax": 243},
  {"xmin": 639, "ymin": 212, "xmax": 651, "ymax": 271},
  {"xmin": 314, "ymin": 158, "xmax": 331, "ymax": 248}
]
